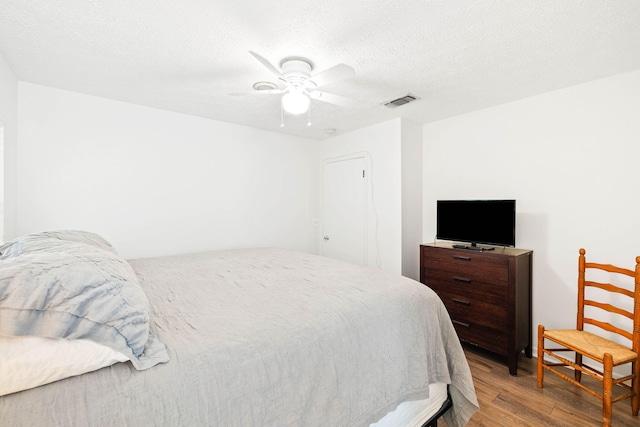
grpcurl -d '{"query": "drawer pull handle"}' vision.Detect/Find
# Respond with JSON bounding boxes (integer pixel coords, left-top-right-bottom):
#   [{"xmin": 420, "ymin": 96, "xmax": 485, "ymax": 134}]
[
  {"xmin": 452, "ymin": 298, "xmax": 471, "ymax": 306},
  {"xmin": 453, "ymin": 255, "xmax": 471, "ymax": 261},
  {"xmin": 453, "ymin": 276, "xmax": 471, "ymax": 283},
  {"xmin": 452, "ymin": 320, "xmax": 470, "ymax": 328}
]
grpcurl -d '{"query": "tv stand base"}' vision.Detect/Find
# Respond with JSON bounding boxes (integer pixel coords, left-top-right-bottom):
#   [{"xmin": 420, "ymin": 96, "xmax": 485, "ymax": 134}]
[{"xmin": 452, "ymin": 244, "xmax": 495, "ymax": 251}]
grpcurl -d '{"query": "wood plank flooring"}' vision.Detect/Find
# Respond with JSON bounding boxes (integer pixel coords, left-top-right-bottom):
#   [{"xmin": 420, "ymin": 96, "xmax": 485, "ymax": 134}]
[{"xmin": 441, "ymin": 345, "xmax": 639, "ymax": 427}]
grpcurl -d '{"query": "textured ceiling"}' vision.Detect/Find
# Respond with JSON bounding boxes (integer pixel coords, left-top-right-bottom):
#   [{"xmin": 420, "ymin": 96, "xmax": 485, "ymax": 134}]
[{"xmin": 1, "ymin": 1, "xmax": 640, "ymax": 140}]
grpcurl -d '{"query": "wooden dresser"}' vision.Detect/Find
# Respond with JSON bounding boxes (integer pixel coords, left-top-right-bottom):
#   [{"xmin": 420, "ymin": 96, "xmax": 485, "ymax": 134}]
[{"xmin": 420, "ymin": 242, "xmax": 533, "ymax": 375}]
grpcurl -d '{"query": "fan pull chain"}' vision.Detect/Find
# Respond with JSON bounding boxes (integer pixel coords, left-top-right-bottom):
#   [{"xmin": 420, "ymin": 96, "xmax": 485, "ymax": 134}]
[{"xmin": 307, "ymin": 102, "xmax": 311, "ymax": 127}]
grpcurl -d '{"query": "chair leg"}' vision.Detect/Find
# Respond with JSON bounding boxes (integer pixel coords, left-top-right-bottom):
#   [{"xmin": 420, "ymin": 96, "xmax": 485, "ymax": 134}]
[
  {"xmin": 575, "ymin": 353, "xmax": 583, "ymax": 383},
  {"xmin": 537, "ymin": 325, "xmax": 544, "ymax": 388},
  {"xmin": 603, "ymin": 353, "xmax": 613, "ymax": 427},
  {"xmin": 632, "ymin": 360, "xmax": 639, "ymax": 416}
]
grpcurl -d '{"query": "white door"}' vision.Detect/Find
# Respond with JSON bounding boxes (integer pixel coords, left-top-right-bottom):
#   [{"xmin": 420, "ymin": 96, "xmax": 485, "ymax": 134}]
[{"xmin": 322, "ymin": 156, "xmax": 367, "ymax": 265}]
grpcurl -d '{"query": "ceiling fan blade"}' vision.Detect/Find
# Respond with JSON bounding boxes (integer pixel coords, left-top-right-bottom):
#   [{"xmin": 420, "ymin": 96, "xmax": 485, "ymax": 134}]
[
  {"xmin": 228, "ymin": 88, "xmax": 286, "ymax": 96},
  {"xmin": 309, "ymin": 91, "xmax": 362, "ymax": 108},
  {"xmin": 248, "ymin": 51, "xmax": 287, "ymax": 83},
  {"xmin": 308, "ymin": 64, "xmax": 355, "ymax": 88}
]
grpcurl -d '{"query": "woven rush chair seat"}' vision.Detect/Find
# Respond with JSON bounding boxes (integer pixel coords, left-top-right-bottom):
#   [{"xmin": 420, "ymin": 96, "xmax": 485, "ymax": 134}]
[{"xmin": 544, "ymin": 329, "xmax": 637, "ymax": 365}]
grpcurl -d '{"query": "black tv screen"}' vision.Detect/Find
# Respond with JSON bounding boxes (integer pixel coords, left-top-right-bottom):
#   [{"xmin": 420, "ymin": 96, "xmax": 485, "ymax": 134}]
[{"xmin": 436, "ymin": 200, "xmax": 516, "ymax": 248}]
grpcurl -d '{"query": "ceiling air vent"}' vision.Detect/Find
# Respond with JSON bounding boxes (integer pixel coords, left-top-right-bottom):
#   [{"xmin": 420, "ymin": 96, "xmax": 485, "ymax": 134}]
[{"xmin": 383, "ymin": 94, "xmax": 420, "ymax": 108}]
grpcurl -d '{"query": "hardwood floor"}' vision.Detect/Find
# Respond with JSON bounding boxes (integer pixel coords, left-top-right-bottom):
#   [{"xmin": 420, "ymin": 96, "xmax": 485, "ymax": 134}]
[{"xmin": 442, "ymin": 345, "xmax": 639, "ymax": 427}]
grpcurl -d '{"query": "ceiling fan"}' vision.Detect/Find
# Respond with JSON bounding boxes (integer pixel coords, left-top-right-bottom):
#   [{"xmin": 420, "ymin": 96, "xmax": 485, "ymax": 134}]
[{"xmin": 246, "ymin": 51, "xmax": 358, "ymax": 116}]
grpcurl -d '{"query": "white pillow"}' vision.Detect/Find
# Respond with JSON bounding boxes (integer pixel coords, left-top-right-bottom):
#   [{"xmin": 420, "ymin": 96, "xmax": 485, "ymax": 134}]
[
  {"xmin": 0, "ymin": 232, "xmax": 169, "ymax": 370},
  {"xmin": 0, "ymin": 335, "xmax": 129, "ymax": 396}
]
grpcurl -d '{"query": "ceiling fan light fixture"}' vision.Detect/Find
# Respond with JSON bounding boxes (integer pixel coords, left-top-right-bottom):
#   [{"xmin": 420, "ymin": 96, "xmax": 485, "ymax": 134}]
[
  {"xmin": 282, "ymin": 88, "xmax": 310, "ymax": 115},
  {"xmin": 247, "ymin": 51, "xmax": 357, "ymax": 120}
]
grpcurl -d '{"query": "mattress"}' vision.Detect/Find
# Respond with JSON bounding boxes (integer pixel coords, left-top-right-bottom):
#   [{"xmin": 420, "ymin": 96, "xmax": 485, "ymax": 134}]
[
  {"xmin": 372, "ymin": 382, "xmax": 448, "ymax": 426},
  {"xmin": 1, "ymin": 247, "xmax": 478, "ymax": 426}
]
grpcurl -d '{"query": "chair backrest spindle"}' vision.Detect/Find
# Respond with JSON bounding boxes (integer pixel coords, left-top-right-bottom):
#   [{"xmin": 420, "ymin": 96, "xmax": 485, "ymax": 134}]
[
  {"xmin": 577, "ymin": 248, "xmax": 586, "ymax": 331},
  {"xmin": 633, "ymin": 256, "xmax": 640, "ymax": 354}
]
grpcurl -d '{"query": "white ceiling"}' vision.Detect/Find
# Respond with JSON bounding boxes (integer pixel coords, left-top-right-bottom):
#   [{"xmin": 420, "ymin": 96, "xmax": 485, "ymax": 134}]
[{"xmin": 1, "ymin": 1, "xmax": 639, "ymax": 140}]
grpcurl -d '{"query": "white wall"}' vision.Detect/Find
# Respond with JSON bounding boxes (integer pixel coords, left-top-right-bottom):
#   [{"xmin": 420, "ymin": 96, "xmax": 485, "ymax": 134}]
[
  {"xmin": 423, "ymin": 69, "xmax": 640, "ymax": 350},
  {"xmin": 401, "ymin": 119, "xmax": 423, "ymax": 280},
  {"xmin": 17, "ymin": 83, "xmax": 319, "ymax": 259},
  {"xmin": 0, "ymin": 51, "xmax": 18, "ymax": 241},
  {"xmin": 320, "ymin": 119, "xmax": 403, "ymax": 274}
]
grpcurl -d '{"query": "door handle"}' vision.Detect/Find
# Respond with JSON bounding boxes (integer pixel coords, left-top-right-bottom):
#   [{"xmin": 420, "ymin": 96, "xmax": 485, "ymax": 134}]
[{"xmin": 323, "ymin": 236, "xmax": 330, "ymax": 241}]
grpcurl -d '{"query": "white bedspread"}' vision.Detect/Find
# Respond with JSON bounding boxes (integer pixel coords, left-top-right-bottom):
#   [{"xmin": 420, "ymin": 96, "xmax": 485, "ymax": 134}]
[{"xmin": 0, "ymin": 248, "xmax": 478, "ymax": 426}]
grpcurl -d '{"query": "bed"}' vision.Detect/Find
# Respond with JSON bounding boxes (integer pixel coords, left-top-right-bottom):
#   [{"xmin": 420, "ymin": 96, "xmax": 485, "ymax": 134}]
[{"xmin": 0, "ymin": 231, "xmax": 478, "ymax": 426}]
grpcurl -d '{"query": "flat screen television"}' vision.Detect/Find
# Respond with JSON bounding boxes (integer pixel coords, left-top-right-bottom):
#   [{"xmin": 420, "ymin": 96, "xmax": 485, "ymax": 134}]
[{"xmin": 436, "ymin": 199, "xmax": 516, "ymax": 250}]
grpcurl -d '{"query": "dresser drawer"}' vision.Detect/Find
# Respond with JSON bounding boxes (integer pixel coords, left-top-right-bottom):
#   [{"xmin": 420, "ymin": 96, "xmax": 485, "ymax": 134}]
[
  {"xmin": 453, "ymin": 322, "xmax": 507, "ymax": 356},
  {"xmin": 421, "ymin": 261, "xmax": 508, "ymax": 287},
  {"xmin": 422, "ymin": 246, "xmax": 509, "ymax": 284},
  {"xmin": 425, "ymin": 277, "xmax": 506, "ymax": 307},
  {"xmin": 436, "ymin": 290, "xmax": 507, "ymax": 331},
  {"xmin": 422, "ymin": 245, "xmax": 509, "ymax": 267}
]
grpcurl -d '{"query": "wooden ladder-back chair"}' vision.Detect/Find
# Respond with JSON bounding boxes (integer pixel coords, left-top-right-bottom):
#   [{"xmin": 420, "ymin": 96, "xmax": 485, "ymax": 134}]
[{"xmin": 537, "ymin": 248, "xmax": 640, "ymax": 427}]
